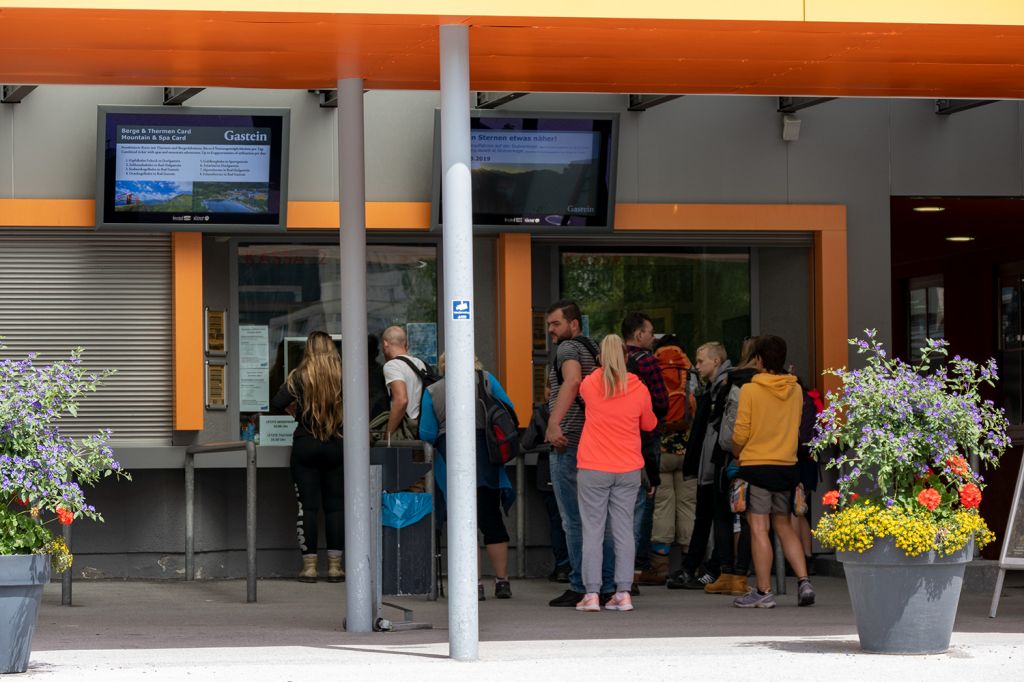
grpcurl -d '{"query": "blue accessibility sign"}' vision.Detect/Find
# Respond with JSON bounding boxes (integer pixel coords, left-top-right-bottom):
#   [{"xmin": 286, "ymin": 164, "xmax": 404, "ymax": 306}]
[{"xmin": 452, "ymin": 300, "xmax": 471, "ymax": 320}]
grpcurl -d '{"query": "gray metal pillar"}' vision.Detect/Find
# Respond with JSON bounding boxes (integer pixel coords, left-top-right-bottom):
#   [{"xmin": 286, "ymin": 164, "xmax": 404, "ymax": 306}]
[
  {"xmin": 439, "ymin": 23, "xmax": 479, "ymax": 662},
  {"xmin": 338, "ymin": 77, "xmax": 373, "ymax": 634}
]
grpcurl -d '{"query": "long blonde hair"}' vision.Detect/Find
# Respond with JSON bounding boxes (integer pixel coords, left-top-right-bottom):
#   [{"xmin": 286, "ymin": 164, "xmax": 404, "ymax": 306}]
[
  {"xmin": 600, "ymin": 334, "xmax": 629, "ymax": 398},
  {"xmin": 286, "ymin": 331, "xmax": 343, "ymax": 441}
]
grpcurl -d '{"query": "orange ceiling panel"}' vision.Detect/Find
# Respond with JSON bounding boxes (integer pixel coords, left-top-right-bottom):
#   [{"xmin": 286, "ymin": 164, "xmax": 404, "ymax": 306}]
[{"xmin": 2, "ymin": 9, "xmax": 1024, "ymax": 97}]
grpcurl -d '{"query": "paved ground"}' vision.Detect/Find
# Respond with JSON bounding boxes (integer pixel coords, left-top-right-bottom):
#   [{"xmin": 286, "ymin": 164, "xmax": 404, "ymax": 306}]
[{"xmin": 18, "ymin": 573, "xmax": 1024, "ymax": 680}]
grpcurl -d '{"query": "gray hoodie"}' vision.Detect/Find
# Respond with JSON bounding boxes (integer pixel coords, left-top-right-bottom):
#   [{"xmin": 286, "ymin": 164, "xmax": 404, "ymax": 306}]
[{"xmin": 697, "ymin": 360, "xmax": 732, "ymax": 485}]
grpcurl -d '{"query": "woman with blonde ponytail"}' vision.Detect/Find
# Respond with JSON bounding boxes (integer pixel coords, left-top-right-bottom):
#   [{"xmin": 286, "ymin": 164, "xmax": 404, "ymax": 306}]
[
  {"xmin": 271, "ymin": 331, "xmax": 345, "ymax": 583},
  {"xmin": 574, "ymin": 334, "xmax": 658, "ymax": 613}
]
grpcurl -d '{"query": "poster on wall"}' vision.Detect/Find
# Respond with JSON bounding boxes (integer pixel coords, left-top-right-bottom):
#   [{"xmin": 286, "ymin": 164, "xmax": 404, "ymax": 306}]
[
  {"xmin": 239, "ymin": 325, "xmax": 270, "ymax": 412},
  {"xmin": 407, "ymin": 322, "xmax": 438, "ymax": 366}
]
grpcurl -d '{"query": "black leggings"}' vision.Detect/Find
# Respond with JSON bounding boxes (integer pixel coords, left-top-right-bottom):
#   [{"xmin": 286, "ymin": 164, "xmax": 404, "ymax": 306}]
[{"xmin": 290, "ymin": 435, "xmax": 344, "ymax": 554}]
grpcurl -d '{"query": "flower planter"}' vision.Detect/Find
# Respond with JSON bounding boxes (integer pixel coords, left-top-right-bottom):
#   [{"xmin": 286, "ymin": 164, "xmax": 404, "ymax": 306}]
[
  {"xmin": 0, "ymin": 554, "xmax": 50, "ymax": 674},
  {"xmin": 838, "ymin": 537, "xmax": 973, "ymax": 654}
]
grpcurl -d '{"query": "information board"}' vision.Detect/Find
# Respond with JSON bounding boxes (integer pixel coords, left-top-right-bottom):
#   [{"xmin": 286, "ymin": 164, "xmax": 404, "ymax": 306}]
[
  {"xmin": 96, "ymin": 106, "xmax": 289, "ymax": 232},
  {"xmin": 998, "ymin": 460, "xmax": 1024, "ymax": 568}
]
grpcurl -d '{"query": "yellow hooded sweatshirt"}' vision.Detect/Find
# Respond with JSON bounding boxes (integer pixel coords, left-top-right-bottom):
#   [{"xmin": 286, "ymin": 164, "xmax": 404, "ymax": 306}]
[{"xmin": 732, "ymin": 372, "xmax": 802, "ymax": 467}]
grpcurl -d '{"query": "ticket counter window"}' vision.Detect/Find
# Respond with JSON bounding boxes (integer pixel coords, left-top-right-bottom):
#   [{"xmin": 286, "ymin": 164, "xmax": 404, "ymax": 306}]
[
  {"xmin": 237, "ymin": 244, "xmax": 437, "ymax": 442},
  {"xmin": 561, "ymin": 250, "xmax": 750, "ymax": 361}
]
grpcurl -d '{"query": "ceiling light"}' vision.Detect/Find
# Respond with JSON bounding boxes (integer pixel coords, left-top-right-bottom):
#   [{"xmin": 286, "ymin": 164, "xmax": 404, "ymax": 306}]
[
  {"xmin": 945, "ymin": 236, "xmax": 975, "ymax": 242},
  {"xmin": 913, "ymin": 206, "xmax": 945, "ymax": 213}
]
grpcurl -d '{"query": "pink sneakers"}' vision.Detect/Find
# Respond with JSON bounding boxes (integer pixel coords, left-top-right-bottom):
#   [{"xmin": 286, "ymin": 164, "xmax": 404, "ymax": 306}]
[
  {"xmin": 605, "ymin": 591, "xmax": 634, "ymax": 611},
  {"xmin": 575, "ymin": 593, "xmax": 600, "ymax": 612}
]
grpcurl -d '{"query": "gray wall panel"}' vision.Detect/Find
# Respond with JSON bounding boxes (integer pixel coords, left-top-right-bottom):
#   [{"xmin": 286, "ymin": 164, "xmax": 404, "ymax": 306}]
[
  {"xmin": 786, "ymin": 98, "xmax": 893, "ymax": 353},
  {"xmin": 891, "ymin": 99, "xmax": 1023, "ymax": 197},
  {"xmin": 3, "ymin": 86, "xmax": 154, "ymax": 198},
  {"xmin": 635, "ymin": 96, "xmax": 788, "ymax": 203},
  {"xmin": 756, "ymin": 246, "xmax": 812, "ymax": 385},
  {"xmin": 365, "ymin": 90, "xmax": 440, "ymax": 202}
]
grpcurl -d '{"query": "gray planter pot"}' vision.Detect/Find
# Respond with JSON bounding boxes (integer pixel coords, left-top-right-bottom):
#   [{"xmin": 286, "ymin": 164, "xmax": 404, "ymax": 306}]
[
  {"xmin": 0, "ymin": 554, "xmax": 50, "ymax": 674},
  {"xmin": 838, "ymin": 537, "xmax": 973, "ymax": 654}
]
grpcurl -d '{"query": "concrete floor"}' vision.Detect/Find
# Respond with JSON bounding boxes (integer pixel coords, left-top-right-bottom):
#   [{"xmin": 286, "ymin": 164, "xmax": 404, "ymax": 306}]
[{"xmin": 20, "ymin": 573, "xmax": 1024, "ymax": 680}]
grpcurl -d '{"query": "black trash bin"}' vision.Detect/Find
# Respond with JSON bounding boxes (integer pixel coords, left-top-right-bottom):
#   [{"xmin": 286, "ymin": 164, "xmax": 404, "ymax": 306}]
[{"xmin": 370, "ymin": 445, "xmax": 433, "ymax": 596}]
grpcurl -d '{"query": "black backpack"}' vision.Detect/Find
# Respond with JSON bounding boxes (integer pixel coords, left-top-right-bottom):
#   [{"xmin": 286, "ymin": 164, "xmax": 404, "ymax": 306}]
[
  {"xmin": 477, "ymin": 370, "xmax": 521, "ymax": 465},
  {"xmin": 395, "ymin": 355, "xmax": 442, "ymax": 387}
]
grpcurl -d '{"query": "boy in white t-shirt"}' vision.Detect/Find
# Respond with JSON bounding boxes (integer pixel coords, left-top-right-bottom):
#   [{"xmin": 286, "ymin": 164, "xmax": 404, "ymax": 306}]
[{"xmin": 381, "ymin": 325, "xmax": 428, "ymax": 436}]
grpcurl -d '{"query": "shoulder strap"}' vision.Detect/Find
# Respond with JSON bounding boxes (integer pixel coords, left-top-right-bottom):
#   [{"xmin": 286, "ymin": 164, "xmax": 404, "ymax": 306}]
[{"xmin": 396, "ymin": 355, "xmax": 427, "ymax": 384}]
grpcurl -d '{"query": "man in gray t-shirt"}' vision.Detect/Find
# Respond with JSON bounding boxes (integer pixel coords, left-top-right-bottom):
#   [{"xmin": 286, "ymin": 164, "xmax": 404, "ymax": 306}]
[{"xmin": 544, "ymin": 299, "xmax": 612, "ymax": 606}]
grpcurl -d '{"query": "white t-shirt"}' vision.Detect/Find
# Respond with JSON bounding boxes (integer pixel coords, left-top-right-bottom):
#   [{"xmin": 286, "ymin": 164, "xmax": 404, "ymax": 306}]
[{"xmin": 382, "ymin": 355, "xmax": 427, "ymax": 420}]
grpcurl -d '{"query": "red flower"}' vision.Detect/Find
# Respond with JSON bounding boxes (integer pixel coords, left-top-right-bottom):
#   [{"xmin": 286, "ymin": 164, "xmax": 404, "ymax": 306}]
[
  {"xmin": 947, "ymin": 456, "xmax": 970, "ymax": 477},
  {"xmin": 821, "ymin": 490, "xmax": 840, "ymax": 507},
  {"xmin": 15, "ymin": 497, "xmax": 29, "ymax": 507},
  {"xmin": 959, "ymin": 483, "xmax": 982, "ymax": 509},
  {"xmin": 917, "ymin": 488, "xmax": 941, "ymax": 511},
  {"xmin": 849, "ymin": 493, "xmax": 860, "ymax": 502},
  {"xmin": 55, "ymin": 506, "xmax": 74, "ymax": 526}
]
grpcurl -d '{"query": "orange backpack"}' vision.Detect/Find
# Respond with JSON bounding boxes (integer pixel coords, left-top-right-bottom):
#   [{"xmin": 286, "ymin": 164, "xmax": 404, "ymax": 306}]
[{"xmin": 654, "ymin": 343, "xmax": 695, "ymax": 432}]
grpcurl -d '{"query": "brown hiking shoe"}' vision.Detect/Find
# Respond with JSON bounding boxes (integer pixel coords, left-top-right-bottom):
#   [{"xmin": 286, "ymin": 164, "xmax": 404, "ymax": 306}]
[{"xmin": 635, "ymin": 552, "xmax": 669, "ymax": 586}]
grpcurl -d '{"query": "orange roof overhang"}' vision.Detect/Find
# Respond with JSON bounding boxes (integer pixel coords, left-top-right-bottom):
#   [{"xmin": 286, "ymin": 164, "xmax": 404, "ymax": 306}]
[{"xmin": 1, "ymin": 6, "xmax": 1024, "ymax": 97}]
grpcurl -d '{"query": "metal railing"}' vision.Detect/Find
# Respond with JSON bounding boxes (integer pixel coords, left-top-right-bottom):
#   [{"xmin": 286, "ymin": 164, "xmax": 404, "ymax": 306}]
[{"xmin": 185, "ymin": 440, "xmax": 257, "ymax": 603}]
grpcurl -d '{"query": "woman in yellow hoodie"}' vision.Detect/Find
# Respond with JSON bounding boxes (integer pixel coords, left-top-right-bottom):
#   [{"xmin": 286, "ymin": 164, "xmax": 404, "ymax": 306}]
[{"xmin": 731, "ymin": 335, "xmax": 815, "ymax": 609}]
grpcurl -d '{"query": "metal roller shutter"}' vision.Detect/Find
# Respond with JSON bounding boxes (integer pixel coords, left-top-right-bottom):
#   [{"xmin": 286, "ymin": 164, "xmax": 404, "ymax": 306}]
[{"xmin": 0, "ymin": 230, "xmax": 172, "ymax": 444}]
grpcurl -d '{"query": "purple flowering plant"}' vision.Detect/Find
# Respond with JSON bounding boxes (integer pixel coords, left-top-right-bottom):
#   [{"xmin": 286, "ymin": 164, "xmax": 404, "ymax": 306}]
[
  {"xmin": 0, "ymin": 341, "xmax": 130, "ymax": 570},
  {"xmin": 810, "ymin": 330, "xmax": 1008, "ymax": 555}
]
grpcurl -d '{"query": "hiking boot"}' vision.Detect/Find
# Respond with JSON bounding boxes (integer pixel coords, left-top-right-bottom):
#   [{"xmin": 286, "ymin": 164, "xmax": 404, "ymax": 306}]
[
  {"xmin": 704, "ymin": 572, "xmax": 737, "ymax": 594},
  {"xmin": 798, "ymin": 579, "xmax": 816, "ymax": 607},
  {"xmin": 548, "ymin": 564, "xmax": 571, "ymax": 583},
  {"xmin": 733, "ymin": 589, "xmax": 777, "ymax": 608},
  {"xmin": 605, "ymin": 591, "xmax": 634, "ymax": 611},
  {"xmin": 298, "ymin": 555, "xmax": 318, "ymax": 583},
  {"xmin": 575, "ymin": 593, "xmax": 600, "ymax": 612},
  {"xmin": 635, "ymin": 553, "xmax": 669, "ymax": 585},
  {"xmin": 549, "ymin": 589, "xmax": 585, "ymax": 607},
  {"xmin": 495, "ymin": 579, "xmax": 512, "ymax": 599},
  {"xmin": 666, "ymin": 568, "xmax": 710, "ymax": 590},
  {"xmin": 327, "ymin": 555, "xmax": 345, "ymax": 583}
]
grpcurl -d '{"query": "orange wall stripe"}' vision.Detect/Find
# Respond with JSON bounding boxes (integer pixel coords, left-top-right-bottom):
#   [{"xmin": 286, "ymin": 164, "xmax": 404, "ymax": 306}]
[
  {"xmin": 0, "ymin": 199, "xmax": 431, "ymax": 230},
  {"xmin": 0, "ymin": 199, "xmax": 94, "ymax": 227},
  {"xmin": 172, "ymin": 232, "xmax": 204, "ymax": 431},
  {"xmin": 815, "ymin": 228, "xmax": 849, "ymax": 399},
  {"xmin": 496, "ymin": 233, "xmax": 533, "ymax": 425},
  {"xmin": 615, "ymin": 203, "xmax": 846, "ymax": 232}
]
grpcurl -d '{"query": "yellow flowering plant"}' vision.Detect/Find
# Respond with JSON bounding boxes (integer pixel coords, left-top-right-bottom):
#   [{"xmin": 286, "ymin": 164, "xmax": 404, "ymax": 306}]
[{"xmin": 811, "ymin": 332, "xmax": 1008, "ymax": 556}]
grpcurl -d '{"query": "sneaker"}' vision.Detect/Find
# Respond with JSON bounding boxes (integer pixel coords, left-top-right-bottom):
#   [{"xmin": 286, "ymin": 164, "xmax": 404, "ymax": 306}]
[
  {"xmin": 575, "ymin": 593, "xmax": 600, "ymax": 612},
  {"xmin": 494, "ymin": 579, "xmax": 512, "ymax": 599},
  {"xmin": 478, "ymin": 583, "xmax": 486, "ymax": 602},
  {"xmin": 666, "ymin": 568, "xmax": 709, "ymax": 590},
  {"xmin": 549, "ymin": 589, "xmax": 585, "ymax": 607},
  {"xmin": 605, "ymin": 592, "xmax": 634, "ymax": 611},
  {"xmin": 733, "ymin": 589, "xmax": 777, "ymax": 608},
  {"xmin": 798, "ymin": 579, "xmax": 816, "ymax": 607},
  {"xmin": 548, "ymin": 564, "xmax": 571, "ymax": 583}
]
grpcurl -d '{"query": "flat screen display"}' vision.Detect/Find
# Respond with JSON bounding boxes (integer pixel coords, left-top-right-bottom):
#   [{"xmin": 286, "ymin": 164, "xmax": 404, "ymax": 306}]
[
  {"xmin": 96, "ymin": 106, "xmax": 289, "ymax": 232},
  {"xmin": 432, "ymin": 111, "xmax": 618, "ymax": 232}
]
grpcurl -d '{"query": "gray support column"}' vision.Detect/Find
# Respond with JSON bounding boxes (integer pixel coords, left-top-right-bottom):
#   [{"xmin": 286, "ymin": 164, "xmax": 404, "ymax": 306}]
[
  {"xmin": 439, "ymin": 23, "xmax": 479, "ymax": 661},
  {"xmin": 338, "ymin": 77, "xmax": 372, "ymax": 634}
]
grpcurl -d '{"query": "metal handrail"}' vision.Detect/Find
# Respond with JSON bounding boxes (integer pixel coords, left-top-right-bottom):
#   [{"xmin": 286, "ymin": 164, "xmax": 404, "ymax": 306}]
[{"xmin": 185, "ymin": 440, "xmax": 257, "ymax": 603}]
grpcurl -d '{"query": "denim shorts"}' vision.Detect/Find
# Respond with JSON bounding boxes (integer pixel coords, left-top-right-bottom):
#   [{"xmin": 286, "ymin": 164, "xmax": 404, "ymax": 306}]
[{"xmin": 747, "ymin": 483, "xmax": 791, "ymax": 515}]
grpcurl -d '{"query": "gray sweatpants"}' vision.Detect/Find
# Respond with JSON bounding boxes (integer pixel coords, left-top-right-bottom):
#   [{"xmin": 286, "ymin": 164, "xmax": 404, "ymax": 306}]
[{"xmin": 578, "ymin": 468, "xmax": 641, "ymax": 594}]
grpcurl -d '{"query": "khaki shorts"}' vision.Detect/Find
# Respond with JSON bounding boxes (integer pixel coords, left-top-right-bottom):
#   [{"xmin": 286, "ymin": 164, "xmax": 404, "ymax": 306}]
[{"xmin": 747, "ymin": 483, "xmax": 791, "ymax": 515}]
